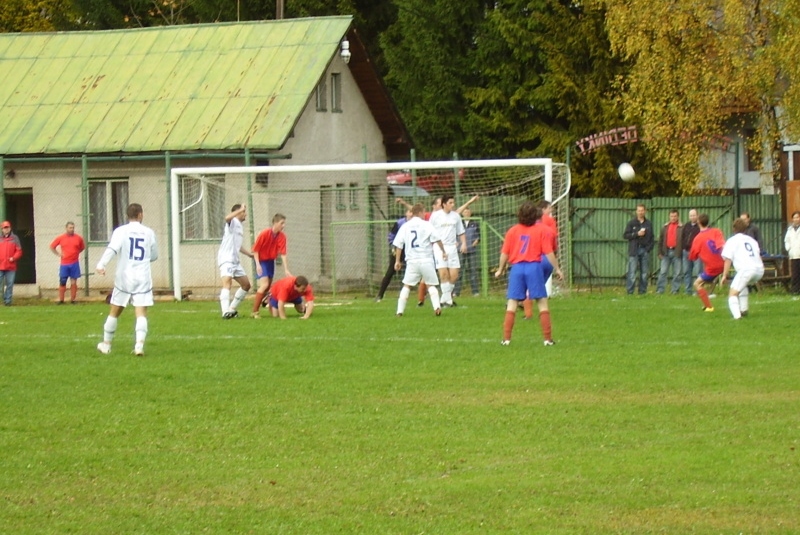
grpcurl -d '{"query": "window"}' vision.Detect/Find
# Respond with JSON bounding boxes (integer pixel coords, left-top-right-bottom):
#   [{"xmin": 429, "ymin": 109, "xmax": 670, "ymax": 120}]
[
  {"xmin": 349, "ymin": 182, "xmax": 359, "ymax": 210},
  {"xmin": 331, "ymin": 73, "xmax": 342, "ymax": 112},
  {"xmin": 255, "ymin": 159, "xmax": 270, "ymax": 187},
  {"xmin": 180, "ymin": 175, "xmax": 226, "ymax": 241},
  {"xmin": 316, "ymin": 78, "xmax": 327, "ymax": 112},
  {"xmin": 336, "ymin": 182, "xmax": 347, "ymax": 210},
  {"xmin": 89, "ymin": 179, "xmax": 128, "ymax": 242}
]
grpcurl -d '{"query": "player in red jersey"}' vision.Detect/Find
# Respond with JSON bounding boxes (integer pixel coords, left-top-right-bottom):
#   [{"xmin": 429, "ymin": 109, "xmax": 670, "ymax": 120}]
[
  {"xmin": 521, "ymin": 200, "xmax": 559, "ymax": 319},
  {"xmin": 251, "ymin": 214, "xmax": 291, "ymax": 318},
  {"xmin": 50, "ymin": 221, "xmax": 86, "ymax": 304},
  {"xmin": 688, "ymin": 213, "xmax": 726, "ymax": 312},
  {"xmin": 495, "ymin": 201, "xmax": 563, "ymax": 346},
  {"xmin": 267, "ymin": 275, "xmax": 314, "ymax": 319}
]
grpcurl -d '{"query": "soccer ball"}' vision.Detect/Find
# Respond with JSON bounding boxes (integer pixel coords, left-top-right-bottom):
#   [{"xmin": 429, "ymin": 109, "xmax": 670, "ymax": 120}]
[{"xmin": 618, "ymin": 163, "xmax": 635, "ymax": 182}]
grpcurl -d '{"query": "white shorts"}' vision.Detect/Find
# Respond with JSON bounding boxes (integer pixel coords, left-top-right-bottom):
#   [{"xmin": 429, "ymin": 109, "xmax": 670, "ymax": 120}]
[
  {"xmin": 110, "ymin": 288, "xmax": 154, "ymax": 307},
  {"xmin": 219, "ymin": 262, "xmax": 247, "ymax": 279},
  {"xmin": 402, "ymin": 261, "xmax": 440, "ymax": 287},
  {"xmin": 730, "ymin": 267, "xmax": 764, "ymax": 293},
  {"xmin": 434, "ymin": 244, "xmax": 461, "ymax": 269}
]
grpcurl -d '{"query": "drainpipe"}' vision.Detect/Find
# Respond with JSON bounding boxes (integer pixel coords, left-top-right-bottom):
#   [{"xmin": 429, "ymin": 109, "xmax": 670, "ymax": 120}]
[{"xmin": 81, "ymin": 155, "xmax": 90, "ymax": 296}]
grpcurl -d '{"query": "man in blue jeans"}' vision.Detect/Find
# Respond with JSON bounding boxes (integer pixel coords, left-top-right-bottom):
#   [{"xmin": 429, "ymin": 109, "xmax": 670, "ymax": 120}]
[
  {"xmin": 656, "ymin": 209, "xmax": 683, "ymax": 294},
  {"xmin": 681, "ymin": 208, "xmax": 702, "ymax": 295},
  {"xmin": 623, "ymin": 204, "xmax": 654, "ymax": 294},
  {"xmin": 0, "ymin": 221, "xmax": 23, "ymax": 306}
]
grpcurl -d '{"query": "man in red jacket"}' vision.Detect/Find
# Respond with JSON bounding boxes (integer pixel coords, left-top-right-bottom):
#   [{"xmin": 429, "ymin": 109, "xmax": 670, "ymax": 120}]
[{"xmin": 0, "ymin": 221, "xmax": 23, "ymax": 306}]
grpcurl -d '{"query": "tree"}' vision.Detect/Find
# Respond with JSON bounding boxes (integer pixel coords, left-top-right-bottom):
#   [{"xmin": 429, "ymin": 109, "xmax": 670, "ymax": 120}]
[{"xmin": 596, "ymin": 0, "xmax": 800, "ymax": 192}]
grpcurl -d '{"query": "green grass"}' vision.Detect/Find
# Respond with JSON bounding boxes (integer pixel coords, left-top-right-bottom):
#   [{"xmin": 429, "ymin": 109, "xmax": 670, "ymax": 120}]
[{"xmin": 1, "ymin": 291, "xmax": 799, "ymax": 533}]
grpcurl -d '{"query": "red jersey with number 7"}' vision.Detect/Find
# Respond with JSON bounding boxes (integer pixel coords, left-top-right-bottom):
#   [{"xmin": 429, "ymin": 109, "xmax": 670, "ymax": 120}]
[{"xmin": 501, "ymin": 224, "xmax": 554, "ymax": 264}]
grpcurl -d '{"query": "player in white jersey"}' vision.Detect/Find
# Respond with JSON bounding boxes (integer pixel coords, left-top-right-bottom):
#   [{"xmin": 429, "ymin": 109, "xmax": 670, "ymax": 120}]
[
  {"xmin": 217, "ymin": 203, "xmax": 253, "ymax": 319},
  {"xmin": 428, "ymin": 195, "xmax": 467, "ymax": 307},
  {"xmin": 720, "ymin": 217, "xmax": 765, "ymax": 319},
  {"xmin": 392, "ymin": 203, "xmax": 447, "ymax": 316},
  {"xmin": 95, "ymin": 203, "xmax": 158, "ymax": 356}
]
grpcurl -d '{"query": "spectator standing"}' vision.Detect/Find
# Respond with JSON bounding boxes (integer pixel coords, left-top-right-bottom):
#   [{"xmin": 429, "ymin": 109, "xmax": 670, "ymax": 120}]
[
  {"xmin": 739, "ymin": 212, "xmax": 764, "ymax": 253},
  {"xmin": 623, "ymin": 204, "xmax": 654, "ymax": 295},
  {"xmin": 50, "ymin": 221, "xmax": 86, "ymax": 304},
  {"xmin": 784, "ymin": 211, "xmax": 800, "ymax": 294},
  {"xmin": 721, "ymin": 218, "xmax": 764, "ymax": 319},
  {"xmin": 453, "ymin": 207, "xmax": 480, "ymax": 297},
  {"xmin": 681, "ymin": 209, "xmax": 702, "ymax": 295},
  {"xmin": 689, "ymin": 213, "xmax": 726, "ymax": 312},
  {"xmin": 656, "ymin": 209, "xmax": 683, "ymax": 294},
  {"xmin": 0, "ymin": 221, "xmax": 23, "ymax": 306},
  {"xmin": 95, "ymin": 204, "xmax": 158, "ymax": 356}
]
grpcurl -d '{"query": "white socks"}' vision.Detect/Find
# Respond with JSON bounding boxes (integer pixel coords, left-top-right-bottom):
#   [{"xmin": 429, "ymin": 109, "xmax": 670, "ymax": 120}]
[
  {"xmin": 428, "ymin": 285, "xmax": 442, "ymax": 310},
  {"xmin": 230, "ymin": 288, "xmax": 247, "ymax": 311},
  {"xmin": 135, "ymin": 316, "xmax": 148, "ymax": 345},
  {"xmin": 220, "ymin": 288, "xmax": 231, "ymax": 315},
  {"xmin": 440, "ymin": 282, "xmax": 453, "ymax": 304},
  {"xmin": 728, "ymin": 296, "xmax": 741, "ymax": 319},
  {"xmin": 397, "ymin": 286, "xmax": 410, "ymax": 315},
  {"xmin": 103, "ymin": 316, "xmax": 118, "ymax": 343}
]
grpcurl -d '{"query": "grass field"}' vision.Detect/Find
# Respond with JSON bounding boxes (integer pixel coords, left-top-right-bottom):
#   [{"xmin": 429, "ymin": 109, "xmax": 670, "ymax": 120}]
[{"xmin": 1, "ymin": 290, "xmax": 798, "ymax": 533}]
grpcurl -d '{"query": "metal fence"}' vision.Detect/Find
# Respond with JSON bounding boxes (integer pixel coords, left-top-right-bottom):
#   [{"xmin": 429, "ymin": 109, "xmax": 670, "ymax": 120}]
[{"xmin": 570, "ymin": 195, "xmax": 785, "ymax": 288}]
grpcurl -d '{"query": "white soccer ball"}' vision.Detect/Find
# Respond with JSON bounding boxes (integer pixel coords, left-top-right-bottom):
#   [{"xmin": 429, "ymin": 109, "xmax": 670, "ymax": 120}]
[{"xmin": 618, "ymin": 163, "xmax": 636, "ymax": 182}]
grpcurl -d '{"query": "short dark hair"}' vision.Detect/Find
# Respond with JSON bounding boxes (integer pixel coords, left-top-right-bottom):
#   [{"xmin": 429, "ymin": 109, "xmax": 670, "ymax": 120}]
[
  {"xmin": 411, "ymin": 203, "xmax": 425, "ymax": 217},
  {"xmin": 231, "ymin": 203, "xmax": 242, "ymax": 212},
  {"xmin": 537, "ymin": 200, "xmax": 551, "ymax": 210},
  {"xmin": 127, "ymin": 203, "xmax": 143, "ymax": 220},
  {"xmin": 295, "ymin": 275, "xmax": 309, "ymax": 287},
  {"xmin": 441, "ymin": 194, "xmax": 454, "ymax": 206},
  {"xmin": 698, "ymin": 213, "xmax": 710, "ymax": 227},
  {"xmin": 517, "ymin": 201, "xmax": 541, "ymax": 226},
  {"xmin": 272, "ymin": 213, "xmax": 286, "ymax": 223}
]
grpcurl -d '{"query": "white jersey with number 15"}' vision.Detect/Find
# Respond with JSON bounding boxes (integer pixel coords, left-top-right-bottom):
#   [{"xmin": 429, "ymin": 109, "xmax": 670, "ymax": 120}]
[{"xmin": 97, "ymin": 221, "xmax": 159, "ymax": 294}]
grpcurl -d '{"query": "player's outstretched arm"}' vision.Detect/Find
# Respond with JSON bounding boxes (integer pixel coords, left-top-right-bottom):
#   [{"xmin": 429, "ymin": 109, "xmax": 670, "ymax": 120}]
[
  {"xmin": 457, "ymin": 195, "xmax": 479, "ymax": 214},
  {"xmin": 395, "ymin": 197, "xmax": 412, "ymax": 210},
  {"xmin": 495, "ymin": 253, "xmax": 509, "ymax": 278}
]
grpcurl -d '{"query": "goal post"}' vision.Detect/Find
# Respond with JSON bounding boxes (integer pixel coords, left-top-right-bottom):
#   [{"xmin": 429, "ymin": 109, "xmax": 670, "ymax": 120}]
[{"xmin": 169, "ymin": 158, "xmax": 570, "ymax": 301}]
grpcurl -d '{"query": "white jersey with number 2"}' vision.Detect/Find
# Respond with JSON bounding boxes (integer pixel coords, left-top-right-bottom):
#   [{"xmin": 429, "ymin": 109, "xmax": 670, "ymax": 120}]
[
  {"xmin": 393, "ymin": 216, "xmax": 440, "ymax": 264},
  {"xmin": 96, "ymin": 221, "xmax": 159, "ymax": 294},
  {"xmin": 721, "ymin": 233, "xmax": 763, "ymax": 272}
]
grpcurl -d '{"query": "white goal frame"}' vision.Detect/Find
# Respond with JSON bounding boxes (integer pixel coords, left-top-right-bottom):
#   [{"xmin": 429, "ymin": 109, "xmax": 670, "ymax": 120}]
[{"xmin": 170, "ymin": 158, "xmax": 560, "ymax": 301}]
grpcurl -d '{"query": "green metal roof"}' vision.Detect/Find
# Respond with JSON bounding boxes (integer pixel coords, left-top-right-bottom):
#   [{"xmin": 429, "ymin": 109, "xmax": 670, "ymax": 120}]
[{"xmin": 0, "ymin": 17, "xmax": 352, "ymax": 156}]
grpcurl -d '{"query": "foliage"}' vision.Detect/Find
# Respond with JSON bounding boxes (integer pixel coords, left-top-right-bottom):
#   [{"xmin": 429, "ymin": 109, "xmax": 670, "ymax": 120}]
[
  {"xmin": 595, "ymin": 0, "xmax": 799, "ymax": 192},
  {"xmin": 0, "ymin": 0, "xmax": 73, "ymax": 31},
  {"xmin": 1, "ymin": 295, "xmax": 799, "ymax": 532}
]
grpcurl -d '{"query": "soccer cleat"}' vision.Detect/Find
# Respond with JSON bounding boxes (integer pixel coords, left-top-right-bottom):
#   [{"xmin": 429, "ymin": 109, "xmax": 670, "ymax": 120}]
[
  {"xmin": 97, "ymin": 342, "xmax": 111, "ymax": 355},
  {"xmin": 223, "ymin": 310, "xmax": 238, "ymax": 319},
  {"xmin": 250, "ymin": 312, "xmax": 261, "ymax": 319},
  {"xmin": 501, "ymin": 340, "xmax": 510, "ymax": 346},
  {"xmin": 434, "ymin": 308, "xmax": 441, "ymax": 316},
  {"xmin": 451, "ymin": 300, "xmax": 457, "ymax": 307},
  {"xmin": 543, "ymin": 340, "xmax": 555, "ymax": 346},
  {"xmin": 261, "ymin": 293, "xmax": 270, "ymax": 308},
  {"xmin": 396, "ymin": 313, "xmax": 403, "ymax": 317},
  {"xmin": 133, "ymin": 343, "xmax": 144, "ymax": 356},
  {"xmin": 741, "ymin": 310, "xmax": 748, "ymax": 317},
  {"xmin": 57, "ymin": 301, "xmax": 65, "ymax": 305},
  {"xmin": 416, "ymin": 301, "xmax": 425, "ymax": 307},
  {"xmin": 374, "ymin": 297, "xmax": 382, "ymax": 303},
  {"xmin": 703, "ymin": 307, "xmax": 714, "ymax": 313}
]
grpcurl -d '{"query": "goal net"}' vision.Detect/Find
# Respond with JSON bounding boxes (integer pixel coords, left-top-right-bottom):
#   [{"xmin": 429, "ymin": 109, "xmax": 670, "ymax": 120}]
[{"xmin": 169, "ymin": 159, "xmax": 570, "ymax": 300}]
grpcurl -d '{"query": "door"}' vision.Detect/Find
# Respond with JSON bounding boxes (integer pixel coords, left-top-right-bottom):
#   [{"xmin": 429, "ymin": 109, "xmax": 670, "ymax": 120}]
[{"xmin": 4, "ymin": 190, "xmax": 35, "ymax": 284}]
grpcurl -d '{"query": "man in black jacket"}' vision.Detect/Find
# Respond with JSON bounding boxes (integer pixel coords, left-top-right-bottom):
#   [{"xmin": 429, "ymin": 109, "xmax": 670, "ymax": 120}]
[{"xmin": 623, "ymin": 204, "xmax": 654, "ymax": 294}]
